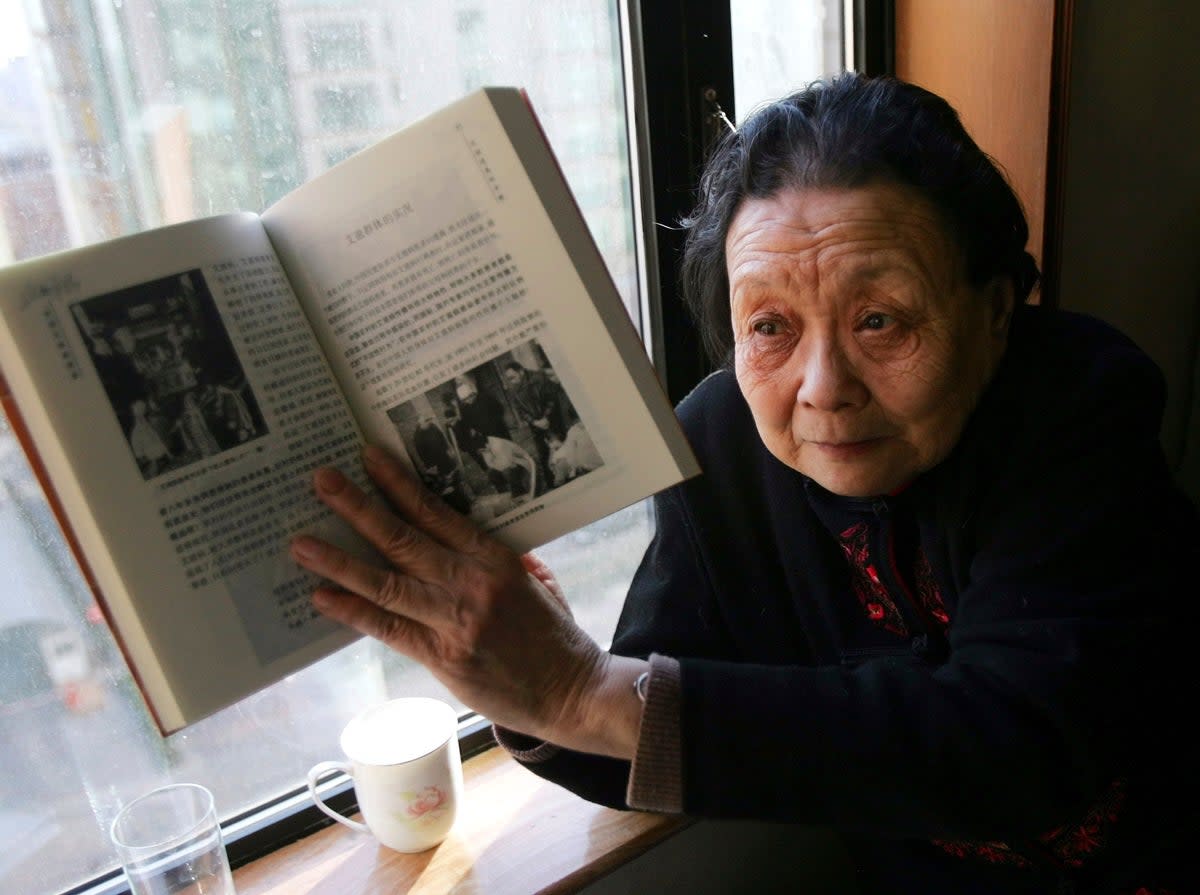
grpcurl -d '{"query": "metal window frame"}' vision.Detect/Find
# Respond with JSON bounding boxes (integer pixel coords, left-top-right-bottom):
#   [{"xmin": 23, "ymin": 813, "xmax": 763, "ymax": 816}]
[
  {"xmin": 851, "ymin": 0, "xmax": 895, "ymax": 77},
  {"xmin": 627, "ymin": 0, "xmax": 734, "ymax": 405},
  {"xmin": 633, "ymin": 0, "xmax": 890, "ymax": 404}
]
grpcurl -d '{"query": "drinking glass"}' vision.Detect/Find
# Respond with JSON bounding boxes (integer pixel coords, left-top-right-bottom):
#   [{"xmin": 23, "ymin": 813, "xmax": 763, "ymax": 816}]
[{"xmin": 110, "ymin": 782, "xmax": 236, "ymax": 895}]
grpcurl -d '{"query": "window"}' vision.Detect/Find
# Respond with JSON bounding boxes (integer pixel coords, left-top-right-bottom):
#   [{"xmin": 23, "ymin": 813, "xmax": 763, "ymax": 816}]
[
  {"xmin": 731, "ymin": 0, "xmax": 846, "ymax": 113},
  {"xmin": 313, "ymin": 83, "xmax": 380, "ymax": 133},
  {"xmin": 0, "ymin": 1, "xmax": 847, "ymax": 893},
  {"xmin": 323, "ymin": 142, "xmax": 365, "ymax": 168},
  {"xmin": 306, "ymin": 22, "xmax": 371, "ymax": 72}
]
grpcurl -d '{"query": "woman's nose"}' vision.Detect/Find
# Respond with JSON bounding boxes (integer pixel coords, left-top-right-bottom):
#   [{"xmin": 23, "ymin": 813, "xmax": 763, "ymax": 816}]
[{"xmin": 794, "ymin": 340, "xmax": 865, "ymax": 412}]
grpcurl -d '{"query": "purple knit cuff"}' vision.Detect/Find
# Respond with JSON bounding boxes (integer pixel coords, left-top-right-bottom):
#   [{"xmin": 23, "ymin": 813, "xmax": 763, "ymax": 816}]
[
  {"xmin": 492, "ymin": 653, "xmax": 684, "ymax": 814},
  {"xmin": 626, "ymin": 653, "xmax": 683, "ymax": 813}
]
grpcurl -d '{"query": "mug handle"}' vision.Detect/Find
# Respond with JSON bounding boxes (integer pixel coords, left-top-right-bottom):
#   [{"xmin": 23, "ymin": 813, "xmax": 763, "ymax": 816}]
[{"xmin": 306, "ymin": 760, "xmax": 371, "ymax": 835}]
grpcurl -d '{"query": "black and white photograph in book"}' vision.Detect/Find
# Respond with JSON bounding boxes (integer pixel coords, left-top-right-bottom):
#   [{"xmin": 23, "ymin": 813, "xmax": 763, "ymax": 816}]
[
  {"xmin": 69, "ymin": 269, "xmax": 268, "ymax": 480},
  {"xmin": 386, "ymin": 340, "xmax": 603, "ymax": 524}
]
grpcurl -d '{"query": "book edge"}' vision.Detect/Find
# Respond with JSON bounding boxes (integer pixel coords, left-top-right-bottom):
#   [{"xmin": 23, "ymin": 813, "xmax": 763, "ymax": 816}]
[
  {"xmin": 484, "ymin": 87, "xmax": 700, "ymax": 480},
  {"xmin": 0, "ymin": 366, "xmax": 179, "ymax": 734}
]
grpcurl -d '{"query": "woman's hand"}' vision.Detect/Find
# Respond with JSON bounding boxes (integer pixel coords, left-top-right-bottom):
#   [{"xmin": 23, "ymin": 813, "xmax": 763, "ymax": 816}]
[{"xmin": 289, "ymin": 444, "xmax": 646, "ymax": 758}]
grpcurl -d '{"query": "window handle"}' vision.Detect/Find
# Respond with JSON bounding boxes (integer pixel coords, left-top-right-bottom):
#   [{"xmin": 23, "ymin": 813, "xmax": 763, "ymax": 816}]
[{"xmin": 701, "ymin": 85, "xmax": 736, "ymax": 159}]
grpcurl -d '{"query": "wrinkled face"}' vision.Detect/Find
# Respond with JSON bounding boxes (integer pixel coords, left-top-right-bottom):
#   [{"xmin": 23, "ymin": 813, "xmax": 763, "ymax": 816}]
[{"xmin": 727, "ymin": 184, "xmax": 1013, "ymax": 496}]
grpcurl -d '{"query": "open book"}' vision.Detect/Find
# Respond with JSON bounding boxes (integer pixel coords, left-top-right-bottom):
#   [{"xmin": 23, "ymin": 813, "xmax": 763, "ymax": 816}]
[{"xmin": 0, "ymin": 87, "xmax": 699, "ymax": 735}]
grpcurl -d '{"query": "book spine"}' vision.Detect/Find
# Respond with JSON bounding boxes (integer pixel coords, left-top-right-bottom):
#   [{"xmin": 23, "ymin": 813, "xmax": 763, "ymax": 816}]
[{"xmin": 0, "ymin": 367, "xmax": 169, "ymax": 734}]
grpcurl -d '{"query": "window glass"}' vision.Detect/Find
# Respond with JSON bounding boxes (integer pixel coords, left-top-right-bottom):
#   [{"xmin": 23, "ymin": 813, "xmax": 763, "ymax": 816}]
[
  {"xmin": 0, "ymin": 1, "xmax": 646, "ymax": 892},
  {"xmin": 730, "ymin": 0, "xmax": 846, "ymax": 119},
  {"xmin": 306, "ymin": 22, "xmax": 370, "ymax": 71},
  {"xmin": 314, "ymin": 83, "xmax": 380, "ymax": 132}
]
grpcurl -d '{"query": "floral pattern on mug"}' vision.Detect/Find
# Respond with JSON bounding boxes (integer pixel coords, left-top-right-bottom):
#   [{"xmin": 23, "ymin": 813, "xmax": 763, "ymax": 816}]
[{"xmin": 400, "ymin": 785, "xmax": 448, "ymax": 824}]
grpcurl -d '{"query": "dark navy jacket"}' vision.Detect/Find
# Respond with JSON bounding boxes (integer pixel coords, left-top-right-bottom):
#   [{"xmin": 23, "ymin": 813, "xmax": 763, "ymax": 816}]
[{"xmin": 515, "ymin": 306, "xmax": 1199, "ymax": 893}]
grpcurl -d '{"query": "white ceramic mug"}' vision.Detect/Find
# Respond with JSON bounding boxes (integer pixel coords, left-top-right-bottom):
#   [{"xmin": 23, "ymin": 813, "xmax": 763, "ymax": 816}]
[{"xmin": 306, "ymin": 697, "xmax": 463, "ymax": 853}]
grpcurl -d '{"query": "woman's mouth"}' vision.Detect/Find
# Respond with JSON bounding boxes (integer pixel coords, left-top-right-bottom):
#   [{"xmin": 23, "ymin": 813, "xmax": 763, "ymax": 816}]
[{"xmin": 807, "ymin": 438, "xmax": 883, "ymax": 458}]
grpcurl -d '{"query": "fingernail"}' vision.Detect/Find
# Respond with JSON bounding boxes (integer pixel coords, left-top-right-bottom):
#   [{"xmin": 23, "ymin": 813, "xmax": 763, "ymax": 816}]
[
  {"xmin": 313, "ymin": 467, "xmax": 344, "ymax": 494},
  {"xmin": 290, "ymin": 536, "xmax": 320, "ymax": 561},
  {"xmin": 362, "ymin": 444, "xmax": 386, "ymax": 466}
]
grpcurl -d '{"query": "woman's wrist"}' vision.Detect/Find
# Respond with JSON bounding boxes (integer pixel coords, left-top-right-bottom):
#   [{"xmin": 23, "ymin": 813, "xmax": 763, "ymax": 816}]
[{"xmin": 548, "ymin": 653, "xmax": 649, "ymax": 760}]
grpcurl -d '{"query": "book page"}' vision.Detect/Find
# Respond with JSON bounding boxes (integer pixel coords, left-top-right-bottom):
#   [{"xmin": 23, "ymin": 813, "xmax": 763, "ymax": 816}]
[
  {"xmin": 0, "ymin": 214, "xmax": 368, "ymax": 732},
  {"xmin": 263, "ymin": 88, "xmax": 698, "ymax": 553}
]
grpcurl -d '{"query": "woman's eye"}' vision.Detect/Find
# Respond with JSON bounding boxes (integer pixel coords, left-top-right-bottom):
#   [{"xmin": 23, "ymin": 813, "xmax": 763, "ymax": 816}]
[
  {"xmin": 752, "ymin": 319, "xmax": 780, "ymax": 336},
  {"xmin": 860, "ymin": 312, "xmax": 895, "ymax": 331}
]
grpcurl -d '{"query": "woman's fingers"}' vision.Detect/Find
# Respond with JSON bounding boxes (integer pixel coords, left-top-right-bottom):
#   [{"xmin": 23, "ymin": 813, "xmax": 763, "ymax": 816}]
[
  {"xmin": 290, "ymin": 534, "xmax": 453, "ymax": 629},
  {"xmin": 362, "ymin": 444, "xmax": 489, "ymax": 555},
  {"xmin": 522, "ymin": 551, "xmax": 570, "ymax": 613},
  {"xmin": 292, "ymin": 445, "xmax": 611, "ymax": 743},
  {"xmin": 309, "ymin": 460, "xmax": 457, "ymax": 582},
  {"xmin": 310, "ymin": 586, "xmax": 437, "ymax": 663}
]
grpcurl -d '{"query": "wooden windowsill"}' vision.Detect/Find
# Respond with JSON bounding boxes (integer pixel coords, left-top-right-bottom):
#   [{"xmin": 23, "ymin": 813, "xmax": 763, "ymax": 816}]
[{"xmin": 232, "ymin": 747, "xmax": 688, "ymax": 894}]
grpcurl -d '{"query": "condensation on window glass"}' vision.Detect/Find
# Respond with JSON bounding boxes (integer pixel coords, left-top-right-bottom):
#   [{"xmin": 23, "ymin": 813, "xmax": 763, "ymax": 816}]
[
  {"xmin": 306, "ymin": 21, "xmax": 370, "ymax": 72},
  {"xmin": 314, "ymin": 83, "xmax": 381, "ymax": 132},
  {"xmin": 0, "ymin": 1, "xmax": 649, "ymax": 893},
  {"xmin": 730, "ymin": 0, "xmax": 846, "ymax": 122}
]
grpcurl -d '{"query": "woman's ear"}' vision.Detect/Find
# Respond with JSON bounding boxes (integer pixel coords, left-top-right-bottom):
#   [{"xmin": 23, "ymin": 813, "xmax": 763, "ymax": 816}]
[{"xmin": 988, "ymin": 276, "xmax": 1016, "ymax": 337}]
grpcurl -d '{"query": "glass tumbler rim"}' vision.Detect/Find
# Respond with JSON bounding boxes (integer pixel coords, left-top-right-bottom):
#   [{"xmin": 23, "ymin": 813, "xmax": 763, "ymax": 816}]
[{"xmin": 110, "ymin": 781, "xmax": 218, "ymax": 853}]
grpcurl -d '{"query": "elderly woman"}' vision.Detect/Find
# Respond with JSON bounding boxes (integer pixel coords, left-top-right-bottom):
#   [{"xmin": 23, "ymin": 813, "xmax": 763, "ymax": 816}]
[{"xmin": 290, "ymin": 74, "xmax": 1198, "ymax": 894}]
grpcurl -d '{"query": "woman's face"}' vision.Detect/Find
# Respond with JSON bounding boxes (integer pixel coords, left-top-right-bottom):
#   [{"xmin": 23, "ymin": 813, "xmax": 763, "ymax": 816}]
[{"xmin": 727, "ymin": 184, "xmax": 1013, "ymax": 497}]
